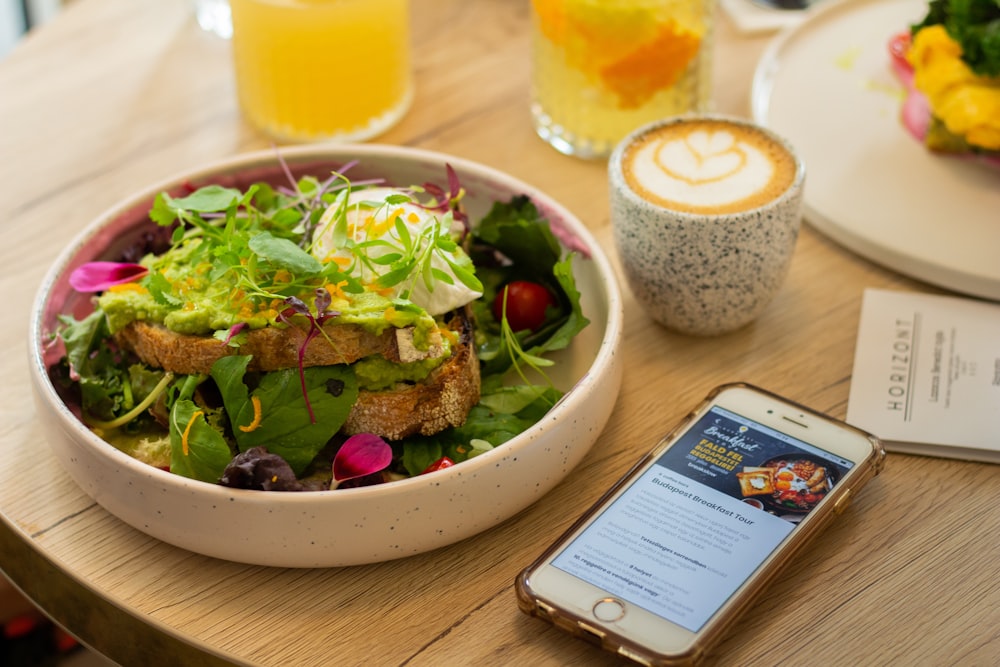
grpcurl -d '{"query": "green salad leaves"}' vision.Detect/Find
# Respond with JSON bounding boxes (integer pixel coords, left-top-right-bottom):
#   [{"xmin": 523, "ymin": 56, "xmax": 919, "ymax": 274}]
[{"xmin": 54, "ymin": 174, "xmax": 589, "ymax": 491}]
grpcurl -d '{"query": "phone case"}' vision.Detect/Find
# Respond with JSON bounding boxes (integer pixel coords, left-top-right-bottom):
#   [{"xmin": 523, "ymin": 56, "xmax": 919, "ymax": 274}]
[{"xmin": 515, "ymin": 383, "xmax": 886, "ymax": 667}]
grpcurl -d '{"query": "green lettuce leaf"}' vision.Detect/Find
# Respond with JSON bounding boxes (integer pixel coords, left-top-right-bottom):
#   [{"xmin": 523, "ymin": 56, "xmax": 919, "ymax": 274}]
[
  {"xmin": 170, "ymin": 399, "xmax": 234, "ymax": 483},
  {"xmin": 470, "ymin": 196, "xmax": 590, "ymax": 377},
  {"xmin": 210, "ymin": 355, "xmax": 358, "ymax": 475},
  {"xmin": 399, "ymin": 385, "xmax": 562, "ymax": 476}
]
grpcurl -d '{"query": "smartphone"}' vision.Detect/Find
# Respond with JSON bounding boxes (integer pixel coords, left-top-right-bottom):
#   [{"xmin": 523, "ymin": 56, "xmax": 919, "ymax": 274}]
[{"xmin": 516, "ymin": 383, "xmax": 886, "ymax": 666}]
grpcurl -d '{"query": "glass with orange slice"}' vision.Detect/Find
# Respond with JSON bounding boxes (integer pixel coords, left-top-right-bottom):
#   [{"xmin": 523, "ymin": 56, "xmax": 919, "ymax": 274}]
[{"xmin": 530, "ymin": 0, "xmax": 714, "ymax": 158}]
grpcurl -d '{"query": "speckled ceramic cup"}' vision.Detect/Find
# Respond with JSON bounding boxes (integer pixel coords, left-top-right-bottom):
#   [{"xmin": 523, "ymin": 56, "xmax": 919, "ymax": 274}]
[{"xmin": 610, "ymin": 115, "xmax": 805, "ymax": 336}]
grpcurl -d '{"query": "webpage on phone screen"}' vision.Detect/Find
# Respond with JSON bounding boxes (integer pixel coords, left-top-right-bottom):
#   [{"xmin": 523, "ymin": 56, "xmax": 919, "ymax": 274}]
[{"xmin": 552, "ymin": 406, "xmax": 853, "ymax": 632}]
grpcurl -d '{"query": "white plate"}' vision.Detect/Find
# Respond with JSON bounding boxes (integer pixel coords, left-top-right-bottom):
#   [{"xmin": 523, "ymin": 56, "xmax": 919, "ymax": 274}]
[{"xmin": 752, "ymin": 0, "xmax": 1000, "ymax": 300}]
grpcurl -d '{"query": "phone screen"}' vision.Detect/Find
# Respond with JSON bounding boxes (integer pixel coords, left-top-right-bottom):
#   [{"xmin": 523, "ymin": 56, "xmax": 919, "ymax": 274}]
[{"xmin": 550, "ymin": 405, "xmax": 855, "ymax": 633}]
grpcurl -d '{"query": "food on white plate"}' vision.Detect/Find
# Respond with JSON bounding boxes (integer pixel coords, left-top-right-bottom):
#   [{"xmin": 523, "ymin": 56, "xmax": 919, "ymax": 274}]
[
  {"xmin": 737, "ymin": 468, "xmax": 775, "ymax": 496},
  {"xmin": 52, "ymin": 163, "xmax": 589, "ymax": 491},
  {"xmin": 738, "ymin": 458, "xmax": 833, "ymax": 511},
  {"xmin": 763, "ymin": 458, "xmax": 832, "ymax": 512},
  {"xmin": 889, "ymin": 0, "xmax": 1000, "ymax": 164}
]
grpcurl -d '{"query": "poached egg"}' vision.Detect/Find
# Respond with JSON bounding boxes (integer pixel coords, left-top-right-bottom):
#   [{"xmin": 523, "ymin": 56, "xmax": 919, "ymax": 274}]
[{"xmin": 311, "ymin": 187, "xmax": 482, "ymax": 316}]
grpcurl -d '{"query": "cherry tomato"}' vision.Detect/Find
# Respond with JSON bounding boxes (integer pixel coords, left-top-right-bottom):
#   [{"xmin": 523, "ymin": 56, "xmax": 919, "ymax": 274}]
[
  {"xmin": 421, "ymin": 456, "xmax": 455, "ymax": 474},
  {"xmin": 492, "ymin": 281, "xmax": 557, "ymax": 332}
]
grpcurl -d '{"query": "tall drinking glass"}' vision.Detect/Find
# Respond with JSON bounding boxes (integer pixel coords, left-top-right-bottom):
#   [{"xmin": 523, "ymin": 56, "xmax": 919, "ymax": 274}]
[
  {"xmin": 230, "ymin": 0, "xmax": 412, "ymax": 143},
  {"xmin": 530, "ymin": 0, "xmax": 714, "ymax": 159}
]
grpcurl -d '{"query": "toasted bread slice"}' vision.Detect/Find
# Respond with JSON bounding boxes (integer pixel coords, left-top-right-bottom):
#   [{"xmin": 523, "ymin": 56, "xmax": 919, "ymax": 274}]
[
  {"xmin": 343, "ymin": 309, "xmax": 480, "ymax": 440},
  {"xmin": 737, "ymin": 470, "xmax": 775, "ymax": 497},
  {"xmin": 115, "ymin": 319, "xmax": 416, "ymax": 375},
  {"xmin": 115, "ymin": 309, "xmax": 480, "ymax": 440}
]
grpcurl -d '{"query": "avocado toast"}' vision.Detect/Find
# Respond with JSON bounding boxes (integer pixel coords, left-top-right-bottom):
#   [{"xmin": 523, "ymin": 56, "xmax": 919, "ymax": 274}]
[{"xmin": 55, "ymin": 165, "xmax": 588, "ymax": 491}]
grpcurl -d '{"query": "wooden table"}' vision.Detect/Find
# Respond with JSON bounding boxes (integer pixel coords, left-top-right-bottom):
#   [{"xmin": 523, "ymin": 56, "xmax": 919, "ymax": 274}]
[{"xmin": 2, "ymin": 1, "xmax": 997, "ymax": 665}]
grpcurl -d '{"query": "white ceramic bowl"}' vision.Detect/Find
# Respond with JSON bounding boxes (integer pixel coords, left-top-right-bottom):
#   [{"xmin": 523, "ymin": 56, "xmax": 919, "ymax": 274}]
[{"xmin": 29, "ymin": 145, "xmax": 623, "ymax": 567}]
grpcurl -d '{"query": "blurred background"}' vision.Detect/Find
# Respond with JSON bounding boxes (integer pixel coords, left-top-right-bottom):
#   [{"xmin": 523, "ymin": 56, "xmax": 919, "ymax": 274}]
[{"xmin": 0, "ymin": 0, "xmax": 65, "ymax": 59}]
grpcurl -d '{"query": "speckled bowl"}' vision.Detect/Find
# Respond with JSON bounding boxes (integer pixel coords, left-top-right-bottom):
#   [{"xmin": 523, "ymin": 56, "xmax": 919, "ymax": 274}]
[{"xmin": 28, "ymin": 145, "xmax": 623, "ymax": 568}]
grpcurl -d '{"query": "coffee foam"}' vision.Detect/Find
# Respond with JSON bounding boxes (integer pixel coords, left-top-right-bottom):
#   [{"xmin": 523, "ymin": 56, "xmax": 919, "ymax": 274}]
[{"xmin": 622, "ymin": 120, "xmax": 797, "ymax": 215}]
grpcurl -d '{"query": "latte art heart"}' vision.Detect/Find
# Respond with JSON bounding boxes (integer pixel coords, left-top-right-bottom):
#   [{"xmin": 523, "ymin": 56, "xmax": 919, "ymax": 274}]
[
  {"xmin": 622, "ymin": 120, "xmax": 797, "ymax": 215},
  {"xmin": 655, "ymin": 130, "xmax": 748, "ymax": 184}
]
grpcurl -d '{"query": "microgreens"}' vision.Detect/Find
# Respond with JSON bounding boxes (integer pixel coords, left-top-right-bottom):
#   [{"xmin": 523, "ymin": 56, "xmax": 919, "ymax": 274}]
[
  {"xmin": 302, "ymin": 162, "xmax": 480, "ymax": 312},
  {"xmin": 216, "ymin": 322, "xmax": 248, "ymax": 347},
  {"xmin": 57, "ymin": 158, "xmax": 591, "ymax": 493},
  {"xmin": 139, "ymin": 168, "xmax": 373, "ymax": 331},
  {"xmin": 277, "ymin": 289, "xmax": 341, "ymax": 423},
  {"xmin": 414, "ymin": 164, "xmax": 469, "ymax": 234},
  {"xmin": 85, "ymin": 371, "xmax": 176, "ymax": 430},
  {"xmin": 494, "ymin": 288, "xmax": 557, "ymax": 402}
]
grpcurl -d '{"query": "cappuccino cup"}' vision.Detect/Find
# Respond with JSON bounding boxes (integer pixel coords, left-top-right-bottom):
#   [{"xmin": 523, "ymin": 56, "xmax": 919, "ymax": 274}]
[{"xmin": 610, "ymin": 115, "xmax": 805, "ymax": 336}]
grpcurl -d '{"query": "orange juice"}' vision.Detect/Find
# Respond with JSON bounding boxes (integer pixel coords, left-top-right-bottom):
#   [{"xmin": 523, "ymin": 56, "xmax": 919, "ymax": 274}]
[
  {"xmin": 531, "ymin": 0, "xmax": 713, "ymax": 158},
  {"xmin": 231, "ymin": 0, "xmax": 412, "ymax": 142}
]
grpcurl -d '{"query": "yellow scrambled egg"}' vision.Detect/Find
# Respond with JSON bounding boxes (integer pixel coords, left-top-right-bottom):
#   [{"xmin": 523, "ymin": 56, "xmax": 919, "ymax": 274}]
[{"xmin": 908, "ymin": 24, "xmax": 1000, "ymax": 150}]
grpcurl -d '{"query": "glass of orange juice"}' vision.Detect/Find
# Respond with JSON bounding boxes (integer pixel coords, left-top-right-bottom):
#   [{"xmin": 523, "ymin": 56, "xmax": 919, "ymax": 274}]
[
  {"xmin": 530, "ymin": 0, "xmax": 714, "ymax": 159},
  {"xmin": 230, "ymin": 0, "xmax": 412, "ymax": 143}
]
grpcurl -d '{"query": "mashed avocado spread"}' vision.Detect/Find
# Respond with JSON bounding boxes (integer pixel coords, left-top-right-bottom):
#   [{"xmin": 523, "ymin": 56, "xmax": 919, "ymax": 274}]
[
  {"xmin": 97, "ymin": 238, "xmax": 439, "ymax": 345},
  {"xmin": 96, "ymin": 180, "xmax": 476, "ymax": 353}
]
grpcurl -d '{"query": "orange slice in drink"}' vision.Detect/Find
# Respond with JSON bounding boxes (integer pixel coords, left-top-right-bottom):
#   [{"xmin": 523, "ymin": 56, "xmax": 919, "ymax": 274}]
[
  {"xmin": 600, "ymin": 20, "xmax": 702, "ymax": 109},
  {"xmin": 532, "ymin": 0, "xmax": 703, "ymax": 110}
]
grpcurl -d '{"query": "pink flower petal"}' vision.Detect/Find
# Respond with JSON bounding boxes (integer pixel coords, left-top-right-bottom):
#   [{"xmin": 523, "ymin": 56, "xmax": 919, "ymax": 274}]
[
  {"xmin": 901, "ymin": 88, "xmax": 932, "ymax": 142},
  {"xmin": 69, "ymin": 262, "xmax": 148, "ymax": 292},
  {"xmin": 332, "ymin": 433, "xmax": 392, "ymax": 484}
]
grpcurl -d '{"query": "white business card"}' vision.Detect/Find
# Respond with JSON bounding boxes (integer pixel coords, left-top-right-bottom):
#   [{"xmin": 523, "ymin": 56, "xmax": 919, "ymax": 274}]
[{"xmin": 847, "ymin": 289, "xmax": 1000, "ymax": 462}]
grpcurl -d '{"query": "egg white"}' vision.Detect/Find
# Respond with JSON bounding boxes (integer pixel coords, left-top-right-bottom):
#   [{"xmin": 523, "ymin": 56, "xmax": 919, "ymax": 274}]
[{"xmin": 311, "ymin": 187, "xmax": 482, "ymax": 316}]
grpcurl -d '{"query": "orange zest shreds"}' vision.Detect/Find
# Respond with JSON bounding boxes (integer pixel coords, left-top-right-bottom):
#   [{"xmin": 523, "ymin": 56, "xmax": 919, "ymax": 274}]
[
  {"xmin": 439, "ymin": 326, "xmax": 459, "ymax": 346},
  {"xmin": 600, "ymin": 22, "xmax": 701, "ymax": 109},
  {"xmin": 238, "ymin": 301, "xmax": 257, "ymax": 319},
  {"xmin": 325, "ymin": 280, "xmax": 350, "ymax": 301},
  {"xmin": 182, "ymin": 410, "xmax": 204, "ymax": 456},
  {"xmin": 406, "ymin": 211, "xmax": 421, "ymax": 224},
  {"xmin": 366, "ymin": 283, "xmax": 395, "ymax": 298},
  {"xmin": 326, "ymin": 255, "xmax": 352, "ymax": 270},
  {"xmin": 273, "ymin": 269, "xmax": 293, "ymax": 283},
  {"xmin": 384, "ymin": 306, "xmax": 397, "ymax": 321},
  {"xmin": 239, "ymin": 396, "xmax": 262, "ymax": 433},
  {"xmin": 107, "ymin": 282, "xmax": 148, "ymax": 295},
  {"xmin": 183, "ymin": 302, "xmax": 196, "ymax": 312},
  {"xmin": 260, "ymin": 301, "xmax": 281, "ymax": 319},
  {"xmin": 360, "ymin": 208, "xmax": 401, "ymax": 239}
]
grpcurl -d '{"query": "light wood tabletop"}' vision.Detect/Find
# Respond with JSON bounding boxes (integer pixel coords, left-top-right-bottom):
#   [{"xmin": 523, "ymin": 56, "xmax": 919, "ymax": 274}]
[{"xmin": 2, "ymin": 0, "xmax": 998, "ymax": 665}]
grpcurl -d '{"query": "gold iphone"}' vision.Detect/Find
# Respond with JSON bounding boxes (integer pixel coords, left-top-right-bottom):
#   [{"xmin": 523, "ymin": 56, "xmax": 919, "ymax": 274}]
[{"xmin": 516, "ymin": 383, "xmax": 886, "ymax": 666}]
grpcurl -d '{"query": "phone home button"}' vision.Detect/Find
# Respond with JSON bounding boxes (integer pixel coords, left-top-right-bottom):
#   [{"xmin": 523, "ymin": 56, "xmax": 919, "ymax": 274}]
[{"xmin": 592, "ymin": 598, "xmax": 626, "ymax": 622}]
